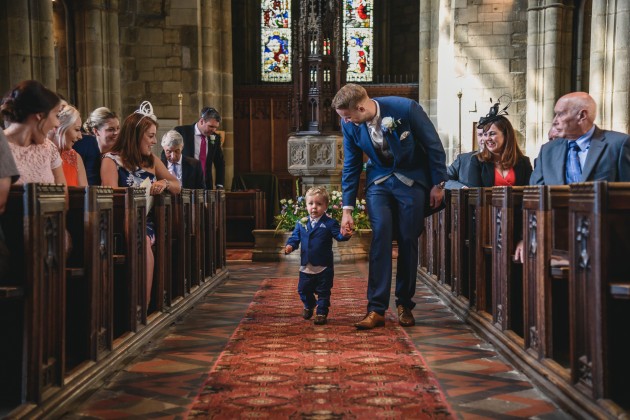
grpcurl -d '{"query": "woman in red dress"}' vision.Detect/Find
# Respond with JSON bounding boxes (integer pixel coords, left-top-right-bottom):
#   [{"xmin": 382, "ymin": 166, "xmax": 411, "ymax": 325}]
[
  {"xmin": 467, "ymin": 114, "xmax": 532, "ymax": 188},
  {"xmin": 55, "ymin": 105, "xmax": 88, "ymax": 187}
]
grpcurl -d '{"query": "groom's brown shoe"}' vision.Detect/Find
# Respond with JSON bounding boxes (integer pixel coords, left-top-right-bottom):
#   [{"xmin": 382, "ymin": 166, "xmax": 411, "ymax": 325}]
[
  {"xmin": 355, "ymin": 311, "xmax": 385, "ymax": 330},
  {"xmin": 397, "ymin": 305, "xmax": 415, "ymax": 327}
]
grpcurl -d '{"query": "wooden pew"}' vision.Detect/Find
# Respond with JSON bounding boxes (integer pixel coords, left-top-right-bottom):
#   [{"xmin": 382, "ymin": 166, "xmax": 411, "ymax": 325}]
[
  {"xmin": 465, "ymin": 188, "xmax": 479, "ymax": 307},
  {"xmin": 112, "ymin": 187, "xmax": 146, "ymax": 337},
  {"xmin": 171, "ymin": 189, "xmax": 192, "ymax": 298},
  {"xmin": 65, "ymin": 186, "xmax": 114, "ymax": 371},
  {"xmin": 152, "ymin": 193, "xmax": 172, "ymax": 312},
  {"xmin": 0, "ymin": 182, "xmax": 231, "ymax": 418},
  {"xmin": 215, "ymin": 190, "xmax": 227, "ymax": 270},
  {"xmin": 437, "ymin": 189, "xmax": 451, "ymax": 286},
  {"xmin": 569, "ymin": 181, "xmax": 630, "ymax": 410},
  {"xmin": 491, "ymin": 186, "xmax": 525, "ymax": 338},
  {"xmin": 225, "ymin": 191, "xmax": 267, "ymax": 247},
  {"xmin": 191, "ymin": 189, "xmax": 205, "ymax": 287},
  {"xmin": 522, "ymin": 185, "xmax": 570, "ymax": 369},
  {"xmin": 0, "ymin": 183, "xmax": 66, "ymax": 406},
  {"xmin": 472, "ymin": 187, "xmax": 493, "ymax": 315},
  {"xmin": 450, "ymin": 189, "xmax": 470, "ymax": 300},
  {"xmin": 204, "ymin": 189, "xmax": 217, "ymax": 277}
]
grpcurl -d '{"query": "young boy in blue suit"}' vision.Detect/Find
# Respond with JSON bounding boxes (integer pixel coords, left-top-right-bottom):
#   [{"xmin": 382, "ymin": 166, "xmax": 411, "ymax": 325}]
[{"xmin": 285, "ymin": 187, "xmax": 353, "ymax": 325}]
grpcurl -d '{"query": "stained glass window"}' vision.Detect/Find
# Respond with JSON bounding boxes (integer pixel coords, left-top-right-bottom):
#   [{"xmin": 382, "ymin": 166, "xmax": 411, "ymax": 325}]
[
  {"xmin": 343, "ymin": 0, "xmax": 373, "ymax": 82},
  {"xmin": 261, "ymin": 0, "xmax": 292, "ymax": 82}
]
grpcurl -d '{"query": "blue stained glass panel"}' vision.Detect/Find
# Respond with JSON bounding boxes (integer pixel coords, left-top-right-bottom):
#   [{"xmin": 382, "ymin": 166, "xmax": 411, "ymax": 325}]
[
  {"xmin": 343, "ymin": 0, "xmax": 373, "ymax": 82},
  {"xmin": 261, "ymin": 1, "xmax": 291, "ymax": 82}
]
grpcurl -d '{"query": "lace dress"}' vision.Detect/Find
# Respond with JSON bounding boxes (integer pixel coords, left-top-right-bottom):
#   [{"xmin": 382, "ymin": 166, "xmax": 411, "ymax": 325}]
[
  {"xmin": 8, "ymin": 139, "xmax": 61, "ymax": 184},
  {"xmin": 103, "ymin": 153, "xmax": 156, "ymax": 241}
]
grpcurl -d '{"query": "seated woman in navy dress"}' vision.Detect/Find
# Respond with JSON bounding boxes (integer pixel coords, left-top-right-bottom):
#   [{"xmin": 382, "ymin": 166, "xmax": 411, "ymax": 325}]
[{"xmin": 101, "ymin": 101, "xmax": 181, "ymax": 309}]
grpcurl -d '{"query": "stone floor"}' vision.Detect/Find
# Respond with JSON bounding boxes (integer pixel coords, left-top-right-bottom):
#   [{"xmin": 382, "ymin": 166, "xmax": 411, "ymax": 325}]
[{"xmin": 61, "ymin": 252, "xmax": 570, "ymax": 419}]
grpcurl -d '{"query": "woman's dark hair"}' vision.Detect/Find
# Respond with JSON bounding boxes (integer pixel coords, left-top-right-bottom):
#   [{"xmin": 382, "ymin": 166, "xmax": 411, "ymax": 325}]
[
  {"xmin": 0, "ymin": 80, "xmax": 60, "ymax": 123},
  {"xmin": 477, "ymin": 115, "xmax": 524, "ymax": 170},
  {"xmin": 110, "ymin": 112, "xmax": 158, "ymax": 170}
]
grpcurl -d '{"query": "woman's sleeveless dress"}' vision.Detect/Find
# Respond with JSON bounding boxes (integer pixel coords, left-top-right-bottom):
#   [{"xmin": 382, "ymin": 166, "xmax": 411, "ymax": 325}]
[{"xmin": 103, "ymin": 153, "xmax": 156, "ymax": 241}]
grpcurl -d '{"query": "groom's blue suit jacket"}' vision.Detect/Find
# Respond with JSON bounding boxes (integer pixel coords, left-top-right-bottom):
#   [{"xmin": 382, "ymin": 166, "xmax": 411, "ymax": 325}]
[{"xmin": 341, "ymin": 97, "xmax": 448, "ymax": 208}]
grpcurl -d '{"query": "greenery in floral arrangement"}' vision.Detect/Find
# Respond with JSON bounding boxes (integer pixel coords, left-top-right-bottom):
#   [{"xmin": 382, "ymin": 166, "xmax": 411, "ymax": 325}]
[{"xmin": 274, "ymin": 189, "xmax": 370, "ymax": 233}]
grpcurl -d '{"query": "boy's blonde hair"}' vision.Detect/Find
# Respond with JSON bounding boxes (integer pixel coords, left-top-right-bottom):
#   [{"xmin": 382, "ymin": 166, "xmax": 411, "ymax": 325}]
[{"xmin": 305, "ymin": 186, "xmax": 330, "ymax": 205}]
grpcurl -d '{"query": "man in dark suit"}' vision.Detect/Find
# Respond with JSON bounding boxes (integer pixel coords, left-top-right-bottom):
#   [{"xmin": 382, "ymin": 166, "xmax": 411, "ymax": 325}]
[
  {"xmin": 530, "ymin": 92, "xmax": 630, "ymax": 185},
  {"xmin": 174, "ymin": 107, "xmax": 225, "ymax": 189},
  {"xmin": 446, "ymin": 125, "xmax": 485, "ymax": 189},
  {"xmin": 160, "ymin": 130, "xmax": 205, "ymax": 190},
  {"xmin": 514, "ymin": 92, "xmax": 630, "ymax": 263},
  {"xmin": 332, "ymin": 83, "xmax": 448, "ymax": 330}
]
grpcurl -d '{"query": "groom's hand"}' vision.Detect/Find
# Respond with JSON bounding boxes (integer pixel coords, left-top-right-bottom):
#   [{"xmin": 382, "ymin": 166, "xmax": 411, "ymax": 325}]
[
  {"xmin": 429, "ymin": 186, "xmax": 445, "ymax": 209},
  {"xmin": 341, "ymin": 209, "xmax": 354, "ymax": 235}
]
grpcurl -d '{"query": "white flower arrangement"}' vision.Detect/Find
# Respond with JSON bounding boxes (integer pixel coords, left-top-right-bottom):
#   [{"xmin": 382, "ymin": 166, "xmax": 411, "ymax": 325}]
[
  {"xmin": 300, "ymin": 216, "xmax": 309, "ymax": 229},
  {"xmin": 381, "ymin": 116, "xmax": 401, "ymax": 133}
]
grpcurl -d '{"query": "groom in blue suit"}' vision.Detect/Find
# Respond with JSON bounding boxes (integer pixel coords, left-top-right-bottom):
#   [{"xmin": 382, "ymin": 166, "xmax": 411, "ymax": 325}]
[{"xmin": 332, "ymin": 83, "xmax": 448, "ymax": 329}]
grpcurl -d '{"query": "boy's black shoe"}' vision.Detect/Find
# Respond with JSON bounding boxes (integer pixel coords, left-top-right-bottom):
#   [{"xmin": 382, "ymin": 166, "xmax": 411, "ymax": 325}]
[
  {"xmin": 302, "ymin": 307, "xmax": 314, "ymax": 319},
  {"xmin": 314, "ymin": 314, "xmax": 327, "ymax": 325}
]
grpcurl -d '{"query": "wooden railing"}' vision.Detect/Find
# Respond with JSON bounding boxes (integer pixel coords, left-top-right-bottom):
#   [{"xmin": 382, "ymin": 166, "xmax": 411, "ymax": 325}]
[
  {"xmin": 0, "ymin": 185, "xmax": 227, "ymax": 418},
  {"xmin": 419, "ymin": 182, "xmax": 630, "ymax": 418}
]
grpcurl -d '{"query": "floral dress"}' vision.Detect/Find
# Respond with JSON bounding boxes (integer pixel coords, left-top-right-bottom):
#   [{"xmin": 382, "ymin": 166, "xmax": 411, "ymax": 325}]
[{"xmin": 103, "ymin": 152, "xmax": 156, "ymax": 241}]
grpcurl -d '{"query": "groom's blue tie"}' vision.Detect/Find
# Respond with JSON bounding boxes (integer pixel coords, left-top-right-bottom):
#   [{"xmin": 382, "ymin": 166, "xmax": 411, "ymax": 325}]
[{"xmin": 565, "ymin": 140, "xmax": 582, "ymax": 184}]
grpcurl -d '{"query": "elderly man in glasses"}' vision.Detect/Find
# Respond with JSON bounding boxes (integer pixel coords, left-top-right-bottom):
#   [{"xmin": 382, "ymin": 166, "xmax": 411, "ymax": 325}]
[
  {"xmin": 160, "ymin": 130, "xmax": 205, "ymax": 190},
  {"xmin": 172, "ymin": 106, "xmax": 225, "ymax": 189}
]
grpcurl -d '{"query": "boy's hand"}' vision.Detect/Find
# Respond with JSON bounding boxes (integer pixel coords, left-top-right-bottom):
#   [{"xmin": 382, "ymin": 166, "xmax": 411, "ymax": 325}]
[
  {"xmin": 285, "ymin": 245, "xmax": 293, "ymax": 254},
  {"xmin": 342, "ymin": 229, "xmax": 353, "ymax": 238}
]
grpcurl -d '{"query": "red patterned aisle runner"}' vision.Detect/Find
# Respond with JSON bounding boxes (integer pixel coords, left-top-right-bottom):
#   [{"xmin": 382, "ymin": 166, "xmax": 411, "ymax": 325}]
[{"xmin": 187, "ymin": 277, "xmax": 455, "ymax": 419}]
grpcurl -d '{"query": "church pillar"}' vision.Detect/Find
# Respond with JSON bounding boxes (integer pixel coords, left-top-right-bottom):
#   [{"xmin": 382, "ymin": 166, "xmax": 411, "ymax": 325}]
[
  {"xmin": 74, "ymin": 0, "xmax": 121, "ymax": 116},
  {"xmin": 200, "ymin": 0, "xmax": 234, "ymax": 189},
  {"xmin": 526, "ymin": 0, "xmax": 573, "ymax": 158},
  {"xmin": 0, "ymin": 0, "xmax": 56, "ymax": 94},
  {"xmin": 589, "ymin": 0, "xmax": 630, "ymax": 133}
]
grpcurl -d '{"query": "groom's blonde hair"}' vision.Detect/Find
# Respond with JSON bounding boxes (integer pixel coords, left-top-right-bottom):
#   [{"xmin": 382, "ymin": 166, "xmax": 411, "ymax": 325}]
[
  {"xmin": 305, "ymin": 186, "xmax": 330, "ymax": 205},
  {"xmin": 332, "ymin": 83, "xmax": 368, "ymax": 110}
]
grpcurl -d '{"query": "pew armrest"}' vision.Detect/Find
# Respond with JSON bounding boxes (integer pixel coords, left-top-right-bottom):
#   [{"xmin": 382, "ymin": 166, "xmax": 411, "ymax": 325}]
[
  {"xmin": 0, "ymin": 286, "xmax": 24, "ymax": 299},
  {"xmin": 610, "ymin": 283, "xmax": 630, "ymax": 300}
]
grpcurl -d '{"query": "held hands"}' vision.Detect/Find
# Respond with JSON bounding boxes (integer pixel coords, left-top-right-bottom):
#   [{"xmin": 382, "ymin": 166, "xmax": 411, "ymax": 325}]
[
  {"xmin": 285, "ymin": 245, "xmax": 293, "ymax": 254},
  {"xmin": 340, "ymin": 209, "xmax": 354, "ymax": 236},
  {"xmin": 429, "ymin": 186, "xmax": 445, "ymax": 209}
]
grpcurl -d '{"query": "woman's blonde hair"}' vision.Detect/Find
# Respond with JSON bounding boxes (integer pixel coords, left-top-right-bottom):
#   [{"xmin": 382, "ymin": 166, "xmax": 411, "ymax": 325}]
[
  {"xmin": 54, "ymin": 105, "xmax": 81, "ymax": 151},
  {"xmin": 83, "ymin": 107, "xmax": 118, "ymax": 134}
]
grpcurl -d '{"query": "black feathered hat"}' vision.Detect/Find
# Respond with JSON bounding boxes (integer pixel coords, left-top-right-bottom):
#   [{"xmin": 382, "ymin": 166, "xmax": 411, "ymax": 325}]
[{"xmin": 477, "ymin": 94, "xmax": 512, "ymax": 128}]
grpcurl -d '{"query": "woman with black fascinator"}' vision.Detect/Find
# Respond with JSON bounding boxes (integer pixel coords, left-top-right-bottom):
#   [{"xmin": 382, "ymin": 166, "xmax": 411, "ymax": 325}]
[{"xmin": 467, "ymin": 97, "xmax": 532, "ymax": 187}]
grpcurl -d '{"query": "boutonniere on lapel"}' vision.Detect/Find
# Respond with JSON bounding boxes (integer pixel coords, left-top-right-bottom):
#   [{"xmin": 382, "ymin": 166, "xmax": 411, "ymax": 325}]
[
  {"xmin": 300, "ymin": 217, "xmax": 309, "ymax": 229},
  {"xmin": 381, "ymin": 116, "xmax": 401, "ymax": 134},
  {"xmin": 209, "ymin": 134, "xmax": 217, "ymax": 144}
]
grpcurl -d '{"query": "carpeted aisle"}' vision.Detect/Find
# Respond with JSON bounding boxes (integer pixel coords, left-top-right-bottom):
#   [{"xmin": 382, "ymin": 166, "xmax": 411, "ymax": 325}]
[{"xmin": 187, "ymin": 276, "xmax": 455, "ymax": 419}]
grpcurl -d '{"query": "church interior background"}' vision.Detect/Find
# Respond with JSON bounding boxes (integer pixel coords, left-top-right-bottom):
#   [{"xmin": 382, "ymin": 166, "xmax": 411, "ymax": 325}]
[{"xmin": 1, "ymin": 0, "xmax": 629, "ymax": 418}]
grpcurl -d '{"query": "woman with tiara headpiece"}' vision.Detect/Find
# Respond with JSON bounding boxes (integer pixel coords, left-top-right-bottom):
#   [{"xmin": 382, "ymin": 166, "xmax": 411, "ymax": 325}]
[{"xmin": 101, "ymin": 101, "xmax": 181, "ymax": 309}]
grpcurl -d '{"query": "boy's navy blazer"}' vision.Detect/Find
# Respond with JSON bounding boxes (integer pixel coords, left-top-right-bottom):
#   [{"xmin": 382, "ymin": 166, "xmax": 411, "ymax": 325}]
[
  {"xmin": 340, "ymin": 97, "xmax": 448, "ymax": 211},
  {"xmin": 285, "ymin": 214, "xmax": 349, "ymax": 267}
]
